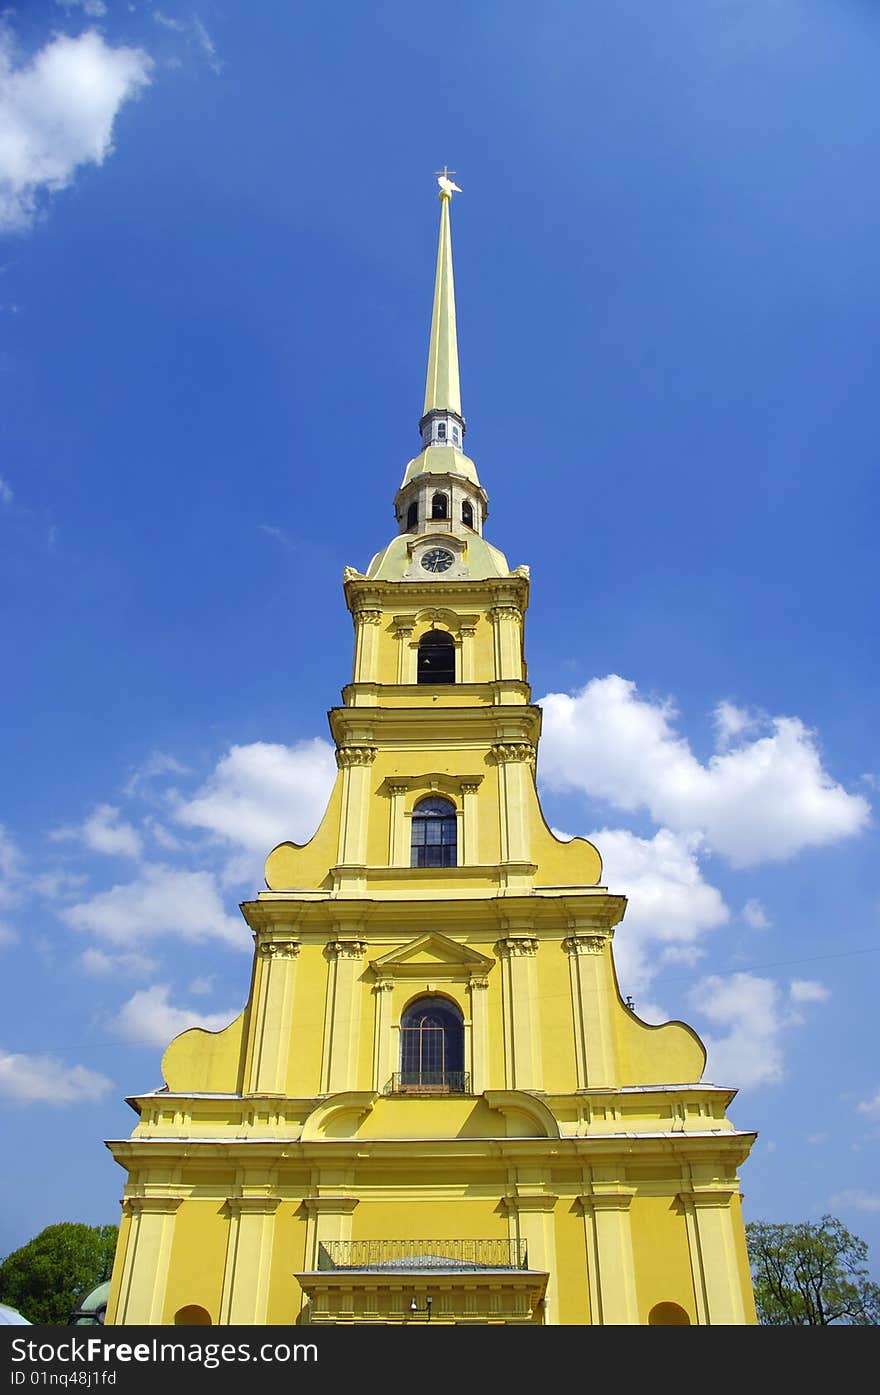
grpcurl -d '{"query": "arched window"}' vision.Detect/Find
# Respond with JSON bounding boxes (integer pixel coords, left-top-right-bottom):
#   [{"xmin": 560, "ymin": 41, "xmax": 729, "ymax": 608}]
[
  {"xmin": 648, "ymin": 1302, "xmax": 691, "ymax": 1326},
  {"xmin": 406, "ymin": 500, "xmax": 418, "ymax": 530},
  {"xmin": 410, "ymin": 795, "xmax": 457, "ymax": 867},
  {"xmin": 400, "ymin": 995, "xmax": 465, "ymax": 1091},
  {"xmin": 431, "ymin": 492, "xmax": 448, "ymax": 519},
  {"xmin": 417, "ymin": 629, "xmax": 455, "ymax": 684},
  {"xmin": 461, "ymin": 499, "xmax": 474, "ymax": 528}
]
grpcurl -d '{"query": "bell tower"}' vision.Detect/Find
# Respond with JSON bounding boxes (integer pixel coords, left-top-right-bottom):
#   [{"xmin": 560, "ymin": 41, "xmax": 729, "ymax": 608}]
[{"xmin": 104, "ymin": 178, "xmax": 758, "ymax": 1327}]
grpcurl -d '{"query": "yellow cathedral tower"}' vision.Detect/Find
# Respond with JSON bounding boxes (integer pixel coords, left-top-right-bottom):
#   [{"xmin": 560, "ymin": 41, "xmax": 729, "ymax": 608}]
[{"xmin": 105, "ymin": 178, "xmax": 757, "ymax": 1327}]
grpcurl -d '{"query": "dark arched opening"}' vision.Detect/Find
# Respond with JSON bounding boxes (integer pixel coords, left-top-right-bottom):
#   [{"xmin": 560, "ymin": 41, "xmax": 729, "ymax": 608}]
[
  {"xmin": 461, "ymin": 499, "xmax": 474, "ymax": 528},
  {"xmin": 417, "ymin": 629, "xmax": 455, "ymax": 684},
  {"xmin": 405, "ymin": 500, "xmax": 418, "ymax": 530},
  {"xmin": 174, "ymin": 1305, "xmax": 212, "ymax": 1326},
  {"xmin": 400, "ymin": 995, "xmax": 466, "ymax": 1092},
  {"xmin": 431, "ymin": 492, "xmax": 448, "ymax": 519},
  {"xmin": 648, "ymin": 1302, "xmax": 691, "ymax": 1326}
]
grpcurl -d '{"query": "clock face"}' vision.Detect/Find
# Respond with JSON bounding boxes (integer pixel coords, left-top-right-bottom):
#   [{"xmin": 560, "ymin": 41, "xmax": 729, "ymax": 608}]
[{"xmin": 420, "ymin": 548, "xmax": 455, "ymax": 574}]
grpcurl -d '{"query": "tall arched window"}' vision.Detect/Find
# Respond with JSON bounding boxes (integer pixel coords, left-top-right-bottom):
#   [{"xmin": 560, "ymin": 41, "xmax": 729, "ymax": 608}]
[
  {"xmin": 431, "ymin": 492, "xmax": 448, "ymax": 519},
  {"xmin": 410, "ymin": 795, "xmax": 457, "ymax": 867},
  {"xmin": 417, "ymin": 629, "xmax": 455, "ymax": 684},
  {"xmin": 400, "ymin": 995, "xmax": 465, "ymax": 1091},
  {"xmin": 461, "ymin": 499, "xmax": 474, "ymax": 528},
  {"xmin": 406, "ymin": 500, "xmax": 418, "ymax": 530}
]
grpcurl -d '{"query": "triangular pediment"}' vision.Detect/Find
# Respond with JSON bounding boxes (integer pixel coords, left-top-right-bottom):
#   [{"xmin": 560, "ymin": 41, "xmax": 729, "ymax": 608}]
[{"xmin": 371, "ymin": 933, "xmax": 494, "ymax": 976}]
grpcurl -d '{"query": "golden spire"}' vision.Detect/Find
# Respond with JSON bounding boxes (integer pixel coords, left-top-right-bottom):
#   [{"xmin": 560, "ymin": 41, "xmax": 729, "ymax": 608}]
[{"xmin": 423, "ymin": 170, "xmax": 462, "ymax": 419}]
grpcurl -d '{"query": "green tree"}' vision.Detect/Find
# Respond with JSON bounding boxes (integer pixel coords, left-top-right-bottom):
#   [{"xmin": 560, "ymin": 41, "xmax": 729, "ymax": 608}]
[
  {"xmin": 746, "ymin": 1215, "xmax": 880, "ymax": 1325},
  {"xmin": 0, "ymin": 1223, "xmax": 118, "ymax": 1326}
]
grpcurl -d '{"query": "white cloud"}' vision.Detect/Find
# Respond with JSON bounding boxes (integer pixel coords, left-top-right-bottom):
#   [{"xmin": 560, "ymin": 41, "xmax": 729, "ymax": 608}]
[
  {"xmin": 33, "ymin": 869, "xmax": 88, "ymax": 900},
  {"xmin": 174, "ymin": 739, "xmax": 337, "ymax": 885},
  {"xmin": 79, "ymin": 946, "xmax": 157, "ymax": 977},
  {"xmin": 0, "ymin": 29, "xmax": 152, "ymax": 232},
  {"xmin": 714, "ymin": 700, "xmax": 759, "ymax": 749},
  {"xmin": 856, "ymin": 1089, "xmax": 880, "ymax": 1120},
  {"xmin": 0, "ymin": 1049, "xmax": 112, "ymax": 1104},
  {"xmin": 789, "ymin": 978, "xmax": 830, "ymax": 1005},
  {"xmin": 742, "ymin": 898, "xmax": 771, "ymax": 929},
  {"xmin": 0, "ymin": 920, "xmax": 18, "ymax": 947},
  {"xmin": 62, "ymin": 863, "xmax": 245, "ymax": 948},
  {"xmin": 689, "ymin": 973, "xmax": 786, "ymax": 1088},
  {"xmin": 589, "ymin": 827, "xmax": 728, "ymax": 1004},
  {"xmin": 112, "ymin": 983, "xmax": 237, "ymax": 1047},
  {"xmin": 51, "ymin": 803, "xmax": 142, "ymax": 857},
  {"xmin": 538, "ymin": 675, "xmax": 869, "ymax": 867},
  {"xmin": 0, "ymin": 476, "xmax": 12, "ymax": 504},
  {"xmin": 829, "ymin": 1189, "xmax": 880, "ymax": 1213}
]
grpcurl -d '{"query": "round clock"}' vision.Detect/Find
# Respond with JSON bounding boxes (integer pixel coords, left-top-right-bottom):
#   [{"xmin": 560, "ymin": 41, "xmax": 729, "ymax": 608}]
[{"xmin": 420, "ymin": 548, "xmax": 454, "ymax": 574}]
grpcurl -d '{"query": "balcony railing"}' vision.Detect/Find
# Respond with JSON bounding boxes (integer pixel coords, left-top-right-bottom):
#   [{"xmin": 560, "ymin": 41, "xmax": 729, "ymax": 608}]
[
  {"xmin": 384, "ymin": 1071, "xmax": 471, "ymax": 1095},
  {"xmin": 316, "ymin": 1239, "xmax": 528, "ymax": 1272}
]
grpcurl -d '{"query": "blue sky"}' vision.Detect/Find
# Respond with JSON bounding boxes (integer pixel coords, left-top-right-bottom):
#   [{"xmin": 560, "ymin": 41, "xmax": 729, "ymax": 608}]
[{"xmin": 1, "ymin": 1, "xmax": 878, "ymax": 1282}]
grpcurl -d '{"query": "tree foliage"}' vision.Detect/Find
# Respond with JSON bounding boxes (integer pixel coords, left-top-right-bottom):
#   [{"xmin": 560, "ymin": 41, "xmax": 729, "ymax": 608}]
[
  {"xmin": 746, "ymin": 1215, "xmax": 880, "ymax": 1325},
  {"xmin": 0, "ymin": 1223, "xmax": 118, "ymax": 1326}
]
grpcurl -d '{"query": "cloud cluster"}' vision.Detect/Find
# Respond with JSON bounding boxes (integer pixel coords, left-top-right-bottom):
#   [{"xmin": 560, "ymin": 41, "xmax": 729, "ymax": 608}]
[
  {"xmin": 0, "ymin": 1049, "xmax": 112, "ymax": 1104},
  {"xmin": 0, "ymin": 29, "xmax": 152, "ymax": 231},
  {"xmin": 174, "ymin": 738, "xmax": 337, "ymax": 886},
  {"xmin": 63, "ymin": 864, "xmax": 245, "ymax": 948},
  {"xmin": 112, "ymin": 983, "xmax": 238, "ymax": 1048},
  {"xmin": 538, "ymin": 675, "xmax": 869, "ymax": 867},
  {"xmin": 585, "ymin": 826, "xmax": 728, "ymax": 1004},
  {"xmin": 689, "ymin": 973, "xmax": 829, "ymax": 1088}
]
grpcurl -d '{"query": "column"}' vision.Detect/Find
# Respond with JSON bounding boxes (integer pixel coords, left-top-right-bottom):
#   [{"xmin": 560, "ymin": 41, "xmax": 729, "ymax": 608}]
[
  {"xmin": 492, "ymin": 743, "xmax": 535, "ymax": 865},
  {"xmin": 679, "ymin": 1188, "xmax": 747, "ymax": 1325},
  {"xmin": 461, "ymin": 780, "xmax": 480, "ymax": 864},
  {"xmin": 301, "ymin": 1197, "xmax": 359, "ymax": 1275},
  {"xmin": 335, "ymin": 745, "xmax": 376, "ymax": 867},
  {"xmin": 460, "ymin": 623, "xmax": 477, "ymax": 683},
  {"xmin": 503, "ymin": 1195, "xmax": 559, "ymax": 1325},
  {"xmin": 579, "ymin": 1187, "xmax": 639, "ymax": 1325},
  {"xmin": 496, "ymin": 936, "xmax": 542, "ymax": 1089},
  {"xmin": 372, "ymin": 978, "xmax": 395, "ymax": 1091},
  {"xmin": 114, "ymin": 1196, "xmax": 183, "ymax": 1324},
  {"xmin": 388, "ymin": 783, "xmax": 409, "ymax": 865},
  {"xmin": 468, "ymin": 975, "xmax": 490, "ymax": 1093},
  {"xmin": 219, "ymin": 1197, "xmax": 281, "ymax": 1324},
  {"xmin": 563, "ymin": 933, "xmax": 618, "ymax": 1088},
  {"xmin": 490, "ymin": 605, "xmax": 524, "ymax": 681},
  {"xmin": 244, "ymin": 937, "xmax": 301, "ymax": 1094},
  {"xmin": 393, "ymin": 622, "xmax": 414, "ymax": 683},
  {"xmin": 352, "ymin": 607, "xmax": 382, "ymax": 683},
  {"xmin": 321, "ymin": 938, "xmax": 368, "ymax": 1093}
]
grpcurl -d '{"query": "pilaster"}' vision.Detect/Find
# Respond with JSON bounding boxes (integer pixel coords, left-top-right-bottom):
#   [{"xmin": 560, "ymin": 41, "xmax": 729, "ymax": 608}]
[
  {"xmin": 563, "ymin": 932, "xmax": 618, "ymax": 1087},
  {"xmin": 679, "ymin": 1187, "xmax": 747, "ymax": 1325},
  {"xmin": 244, "ymin": 935, "xmax": 301, "ymax": 1094},
  {"xmin": 219, "ymin": 1197, "xmax": 281, "ymax": 1324},
  {"xmin": 496, "ymin": 934, "xmax": 542, "ymax": 1089},
  {"xmin": 115, "ymin": 1196, "xmax": 183, "ymax": 1324},
  {"xmin": 578, "ymin": 1185, "xmax": 639, "ymax": 1324},
  {"xmin": 321, "ymin": 937, "xmax": 368, "ymax": 1093}
]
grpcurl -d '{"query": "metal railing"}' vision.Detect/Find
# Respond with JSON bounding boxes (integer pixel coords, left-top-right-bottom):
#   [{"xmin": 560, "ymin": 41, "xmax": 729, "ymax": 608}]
[
  {"xmin": 316, "ymin": 1239, "xmax": 528, "ymax": 1271},
  {"xmin": 384, "ymin": 1071, "xmax": 471, "ymax": 1095}
]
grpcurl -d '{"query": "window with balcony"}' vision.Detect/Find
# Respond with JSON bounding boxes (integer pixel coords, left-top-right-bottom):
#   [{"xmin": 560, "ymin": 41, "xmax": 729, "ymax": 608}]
[
  {"xmin": 398, "ymin": 994, "xmax": 466, "ymax": 1091},
  {"xmin": 410, "ymin": 795, "xmax": 457, "ymax": 866}
]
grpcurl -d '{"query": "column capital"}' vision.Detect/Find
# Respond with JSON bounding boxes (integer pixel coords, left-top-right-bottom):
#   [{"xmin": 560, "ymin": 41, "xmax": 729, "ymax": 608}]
[
  {"xmin": 301, "ymin": 1197, "xmax": 360, "ymax": 1216},
  {"xmin": 496, "ymin": 937, "xmax": 539, "ymax": 959},
  {"xmin": 490, "ymin": 742, "xmax": 536, "ymax": 766},
  {"xmin": 257, "ymin": 939, "xmax": 301, "ymax": 959},
  {"xmin": 225, "ymin": 1196, "xmax": 282, "ymax": 1216},
  {"xmin": 328, "ymin": 939, "xmax": 368, "ymax": 960},
  {"xmin": 122, "ymin": 1196, "xmax": 184, "ymax": 1216},
  {"xmin": 578, "ymin": 1188, "xmax": 636, "ymax": 1213},
  {"xmin": 335, "ymin": 745, "xmax": 377, "ymax": 768},
  {"xmin": 489, "ymin": 604, "xmax": 522, "ymax": 623},
  {"xmin": 678, "ymin": 1188, "xmax": 738, "ymax": 1208},
  {"xmin": 503, "ymin": 1194, "xmax": 558, "ymax": 1214},
  {"xmin": 353, "ymin": 608, "xmax": 382, "ymax": 626},
  {"xmin": 563, "ymin": 934, "xmax": 607, "ymax": 956}
]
